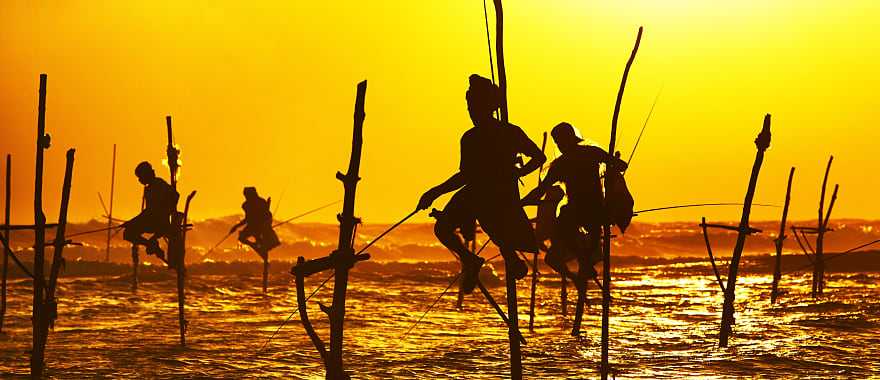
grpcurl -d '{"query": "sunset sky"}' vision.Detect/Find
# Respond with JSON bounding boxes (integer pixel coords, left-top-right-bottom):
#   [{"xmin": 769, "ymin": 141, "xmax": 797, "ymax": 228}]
[{"xmin": 1, "ymin": 1, "xmax": 878, "ymax": 225}]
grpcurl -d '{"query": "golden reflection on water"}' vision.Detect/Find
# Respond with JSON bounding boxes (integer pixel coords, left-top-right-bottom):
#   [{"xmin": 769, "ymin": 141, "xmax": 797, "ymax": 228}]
[{"xmin": 0, "ymin": 261, "xmax": 878, "ymax": 378}]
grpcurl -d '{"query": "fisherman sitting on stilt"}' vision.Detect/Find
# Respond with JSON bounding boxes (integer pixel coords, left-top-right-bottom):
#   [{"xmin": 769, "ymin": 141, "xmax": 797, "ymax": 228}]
[
  {"xmin": 230, "ymin": 187, "xmax": 280, "ymax": 260},
  {"xmin": 522, "ymin": 122, "xmax": 629, "ymax": 290},
  {"xmin": 418, "ymin": 74, "xmax": 545, "ymax": 294},
  {"xmin": 123, "ymin": 162, "xmax": 178, "ymax": 260}
]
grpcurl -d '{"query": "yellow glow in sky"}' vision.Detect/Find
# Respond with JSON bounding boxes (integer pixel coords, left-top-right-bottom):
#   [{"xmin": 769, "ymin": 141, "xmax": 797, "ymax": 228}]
[{"xmin": 1, "ymin": 1, "xmax": 878, "ymax": 224}]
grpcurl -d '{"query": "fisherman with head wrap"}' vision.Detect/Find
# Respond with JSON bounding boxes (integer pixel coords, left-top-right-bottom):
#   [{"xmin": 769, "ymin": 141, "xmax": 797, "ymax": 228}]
[{"xmin": 418, "ymin": 74, "xmax": 546, "ymax": 293}]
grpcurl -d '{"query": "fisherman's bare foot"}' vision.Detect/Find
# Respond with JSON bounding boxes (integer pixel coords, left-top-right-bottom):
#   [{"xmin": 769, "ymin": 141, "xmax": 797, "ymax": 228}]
[
  {"xmin": 146, "ymin": 239, "xmax": 165, "ymax": 260},
  {"xmin": 460, "ymin": 255, "xmax": 485, "ymax": 294}
]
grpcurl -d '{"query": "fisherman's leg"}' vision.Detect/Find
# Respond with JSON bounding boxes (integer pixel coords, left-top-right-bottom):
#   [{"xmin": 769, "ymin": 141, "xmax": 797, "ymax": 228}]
[
  {"xmin": 238, "ymin": 228, "xmax": 260, "ymax": 252},
  {"xmin": 555, "ymin": 208, "xmax": 587, "ymax": 290},
  {"xmin": 123, "ymin": 215, "xmax": 152, "ymax": 247},
  {"xmin": 433, "ymin": 190, "xmax": 484, "ymax": 294}
]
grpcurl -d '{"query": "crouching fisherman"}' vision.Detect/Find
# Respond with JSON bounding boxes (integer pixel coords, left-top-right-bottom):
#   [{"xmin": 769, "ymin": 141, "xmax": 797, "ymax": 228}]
[
  {"xmin": 522, "ymin": 122, "xmax": 629, "ymax": 290},
  {"xmin": 123, "ymin": 162, "xmax": 179, "ymax": 261},
  {"xmin": 417, "ymin": 74, "xmax": 545, "ymax": 294},
  {"xmin": 230, "ymin": 187, "xmax": 280, "ymax": 260}
]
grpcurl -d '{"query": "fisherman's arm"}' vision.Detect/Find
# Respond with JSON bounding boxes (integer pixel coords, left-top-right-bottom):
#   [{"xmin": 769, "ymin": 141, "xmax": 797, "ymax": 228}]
[
  {"xmin": 521, "ymin": 166, "xmax": 558, "ymax": 206},
  {"xmin": 514, "ymin": 127, "xmax": 546, "ymax": 178},
  {"xmin": 417, "ymin": 172, "xmax": 466, "ymax": 211}
]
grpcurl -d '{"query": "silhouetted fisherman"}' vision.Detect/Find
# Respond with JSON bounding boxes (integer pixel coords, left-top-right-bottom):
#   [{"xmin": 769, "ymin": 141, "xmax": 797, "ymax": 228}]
[
  {"xmin": 123, "ymin": 162, "xmax": 178, "ymax": 259},
  {"xmin": 230, "ymin": 187, "xmax": 280, "ymax": 259},
  {"xmin": 418, "ymin": 74, "xmax": 545, "ymax": 293},
  {"xmin": 522, "ymin": 122, "xmax": 628, "ymax": 288}
]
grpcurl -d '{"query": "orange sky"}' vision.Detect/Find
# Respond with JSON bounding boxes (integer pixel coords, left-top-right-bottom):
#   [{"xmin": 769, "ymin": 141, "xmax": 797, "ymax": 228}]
[{"xmin": 1, "ymin": 1, "xmax": 878, "ymax": 225}]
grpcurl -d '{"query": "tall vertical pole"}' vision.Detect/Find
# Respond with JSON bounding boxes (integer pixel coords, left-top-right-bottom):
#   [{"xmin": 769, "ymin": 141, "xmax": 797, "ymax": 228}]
[
  {"xmin": 814, "ymin": 156, "xmax": 832, "ymax": 298},
  {"xmin": 718, "ymin": 115, "xmax": 772, "ymax": 347},
  {"xmin": 528, "ymin": 132, "xmax": 547, "ymax": 332},
  {"xmin": 326, "ymin": 80, "xmax": 367, "ymax": 379},
  {"xmin": 106, "ymin": 144, "xmax": 116, "ymax": 262},
  {"xmin": 165, "ymin": 115, "xmax": 186, "ymax": 346},
  {"xmin": 31, "ymin": 74, "xmax": 49, "ymax": 377},
  {"xmin": 0, "ymin": 155, "xmax": 10, "ymax": 332},
  {"xmin": 601, "ymin": 27, "xmax": 642, "ymax": 380},
  {"xmin": 771, "ymin": 167, "xmax": 794, "ymax": 304},
  {"xmin": 489, "ymin": 0, "xmax": 522, "ymax": 376}
]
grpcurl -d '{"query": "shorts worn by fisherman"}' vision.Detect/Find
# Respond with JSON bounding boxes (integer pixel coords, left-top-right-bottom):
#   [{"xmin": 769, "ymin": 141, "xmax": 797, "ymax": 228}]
[
  {"xmin": 124, "ymin": 162, "xmax": 179, "ymax": 260},
  {"xmin": 419, "ymin": 74, "xmax": 545, "ymax": 295},
  {"xmin": 233, "ymin": 187, "xmax": 280, "ymax": 260}
]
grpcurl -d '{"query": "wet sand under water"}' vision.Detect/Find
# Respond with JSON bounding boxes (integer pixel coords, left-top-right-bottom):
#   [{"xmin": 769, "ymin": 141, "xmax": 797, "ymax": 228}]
[{"xmin": 1, "ymin": 260, "xmax": 879, "ymax": 379}]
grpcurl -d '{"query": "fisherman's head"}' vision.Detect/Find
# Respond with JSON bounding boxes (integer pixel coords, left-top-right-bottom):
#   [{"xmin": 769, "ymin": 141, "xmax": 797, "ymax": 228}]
[
  {"xmin": 466, "ymin": 74, "xmax": 501, "ymax": 123},
  {"xmin": 134, "ymin": 162, "xmax": 155, "ymax": 185},
  {"xmin": 551, "ymin": 122, "xmax": 584, "ymax": 154},
  {"xmin": 243, "ymin": 186, "xmax": 258, "ymax": 199}
]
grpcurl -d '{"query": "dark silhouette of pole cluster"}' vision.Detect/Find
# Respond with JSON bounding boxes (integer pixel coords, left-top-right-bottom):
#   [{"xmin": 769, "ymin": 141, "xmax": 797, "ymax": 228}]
[{"xmin": 0, "ymin": 74, "xmax": 79, "ymax": 377}]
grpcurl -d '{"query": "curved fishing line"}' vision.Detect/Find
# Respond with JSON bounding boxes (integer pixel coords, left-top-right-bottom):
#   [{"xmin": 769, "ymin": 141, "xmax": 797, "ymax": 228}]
[
  {"xmin": 256, "ymin": 272, "xmax": 334, "ymax": 354},
  {"xmin": 784, "ymin": 239, "xmax": 880, "ymax": 275},
  {"xmin": 634, "ymin": 203, "xmax": 778, "ymax": 214},
  {"xmin": 626, "ymin": 86, "xmax": 662, "ymax": 168}
]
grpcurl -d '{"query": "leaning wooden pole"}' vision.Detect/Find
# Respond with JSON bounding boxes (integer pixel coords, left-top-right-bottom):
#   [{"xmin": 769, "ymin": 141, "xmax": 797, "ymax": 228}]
[
  {"xmin": 813, "ymin": 156, "xmax": 833, "ymax": 298},
  {"xmin": 31, "ymin": 73, "xmax": 49, "ymax": 377},
  {"xmin": 771, "ymin": 167, "xmax": 794, "ymax": 304},
  {"xmin": 0, "ymin": 154, "xmax": 10, "ymax": 332},
  {"xmin": 106, "ymin": 144, "xmax": 116, "ymax": 262},
  {"xmin": 37, "ymin": 149, "xmax": 75, "ymax": 359},
  {"xmin": 718, "ymin": 114, "xmax": 772, "ymax": 347},
  {"xmin": 600, "ymin": 26, "xmax": 642, "ymax": 379}
]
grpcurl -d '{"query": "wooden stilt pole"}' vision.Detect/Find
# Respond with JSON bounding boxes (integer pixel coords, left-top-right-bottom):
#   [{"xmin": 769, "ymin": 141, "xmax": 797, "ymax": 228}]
[
  {"xmin": 600, "ymin": 27, "xmax": 643, "ymax": 379},
  {"xmin": 262, "ymin": 254, "xmax": 269, "ymax": 294},
  {"xmin": 814, "ymin": 156, "xmax": 833, "ymax": 298},
  {"xmin": 292, "ymin": 81, "xmax": 368, "ymax": 380},
  {"xmin": 106, "ymin": 144, "xmax": 116, "ymax": 262},
  {"xmin": 718, "ymin": 115, "xmax": 772, "ymax": 347},
  {"xmin": 31, "ymin": 73, "xmax": 49, "ymax": 378},
  {"xmin": 560, "ymin": 274, "xmax": 568, "ymax": 316},
  {"xmin": 165, "ymin": 115, "xmax": 190, "ymax": 347},
  {"xmin": 771, "ymin": 167, "xmax": 794, "ymax": 304},
  {"xmin": 0, "ymin": 154, "xmax": 10, "ymax": 332},
  {"xmin": 528, "ymin": 132, "xmax": 547, "ymax": 332},
  {"xmin": 41, "ymin": 149, "xmax": 75, "ymax": 336},
  {"xmin": 504, "ymin": 251, "xmax": 522, "ymax": 379}
]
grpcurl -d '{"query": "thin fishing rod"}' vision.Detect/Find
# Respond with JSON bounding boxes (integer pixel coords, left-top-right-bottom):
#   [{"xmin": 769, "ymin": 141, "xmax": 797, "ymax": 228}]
[
  {"xmin": 482, "ymin": 0, "xmax": 496, "ymax": 85},
  {"xmin": 0, "ymin": 236, "xmax": 34, "ymax": 278},
  {"xmin": 208, "ymin": 200, "xmax": 341, "ymax": 256},
  {"xmin": 626, "ymin": 86, "xmax": 662, "ymax": 167},
  {"xmin": 259, "ymin": 209, "xmax": 421, "ymax": 351},
  {"xmin": 66, "ymin": 224, "xmax": 123, "ymax": 238},
  {"xmin": 272, "ymin": 200, "xmax": 341, "ymax": 228},
  {"xmin": 256, "ymin": 272, "xmax": 334, "ymax": 354},
  {"xmin": 785, "ymin": 238, "xmax": 880, "ymax": 275},
  {"xmin": 634, "ymin": 202, "xmax": 778, "ymax": 215},
  {"xmin": 355, "ymin": 209, "xmax": 418, "ymax": 256},
  {"xmin": 401, "ymin": 249, "xmax": 501, "ymax": 340},
  {"xmin": 204, "ymin": 230, "xmax": 236, "ymax": 257}
]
